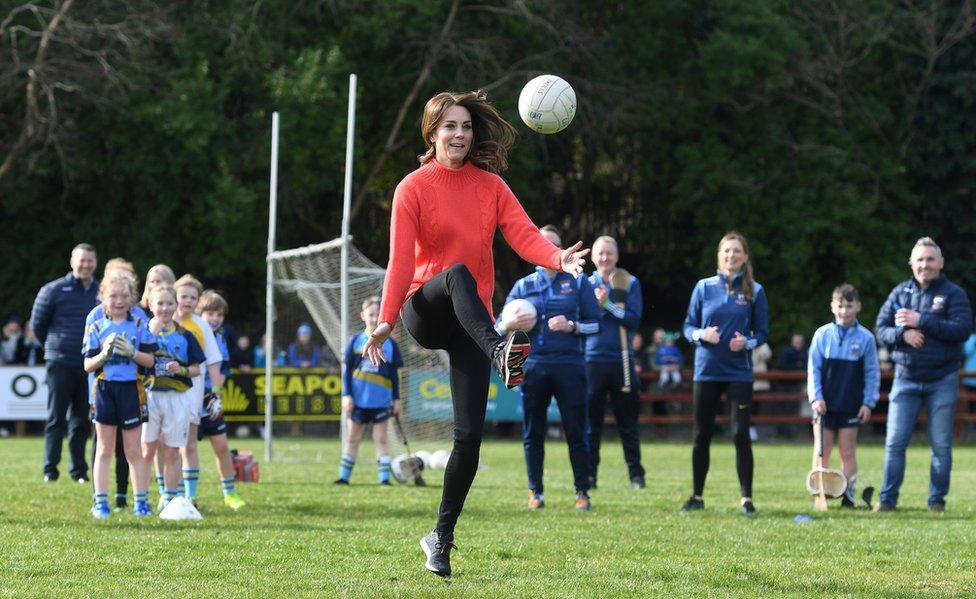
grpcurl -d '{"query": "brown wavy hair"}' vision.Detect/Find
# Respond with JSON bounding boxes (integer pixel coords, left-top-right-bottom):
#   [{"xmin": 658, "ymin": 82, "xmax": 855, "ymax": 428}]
[
  {"xmin": 717, "ymin": 231, "xmax": 755, "ymax": 300},
  {"xmin": 418, "ymin": 91, "xmax": 516, "ymax": 174}
]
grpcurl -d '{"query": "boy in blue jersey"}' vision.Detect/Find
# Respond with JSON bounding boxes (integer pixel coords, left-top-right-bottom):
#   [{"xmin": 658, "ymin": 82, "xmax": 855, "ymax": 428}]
[
  {"xmin": 500, "ymin": 225, "xmax": 601, "ymax": 511},
  {"xmin": 197, "ymin": 290, "xmax": 246, "ymax": 510},
  {"xmin": 83, "ymin": 273, "xmax": 157, "ymax": 518},
  {"xmin": 85, "ymin": 258, "xmax": 148, "ymax": 511},
  {"xmin": 141, "ymin": 285, "xmax": 206, "ymax": 509},
  {"xmin": 808, "ymin": 283, "xmax": 880, "ymax": 508},
  {"xmin": 336, "ymin": 297, "xmax": 403, "ymax": 485}
]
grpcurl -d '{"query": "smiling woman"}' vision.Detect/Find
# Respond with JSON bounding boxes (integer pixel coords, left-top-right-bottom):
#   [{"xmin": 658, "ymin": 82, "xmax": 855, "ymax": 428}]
[{"xmin": 362, "ymin": 90, "xmax": 590, "ymax": 579}]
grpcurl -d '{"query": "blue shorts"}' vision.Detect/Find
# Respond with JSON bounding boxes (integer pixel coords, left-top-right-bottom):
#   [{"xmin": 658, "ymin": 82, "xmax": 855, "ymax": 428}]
[
  {"xmin": 822, "ymin": 411, "xmax": 860, "ymax": 432},
  {"xmin": 351, "ymin": 406, "xmax": 391, "ymax": 424},
  {"xmin": 94, "ymin": 380, "xmax": 142, "ymax": 430},
  {"xmin": 198, "ymin": 413, "xmax": 228, "ymax": 440}
]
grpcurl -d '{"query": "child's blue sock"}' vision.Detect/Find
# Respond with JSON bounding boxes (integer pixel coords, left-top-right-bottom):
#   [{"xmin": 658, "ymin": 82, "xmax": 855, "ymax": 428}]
[
  {"xmin": 133, "ymin": 491, "xmax": 148, "ymax": 505},
  {"xmin": 92, "ymin": 492, "xmax": 108, "ymax": 507},
  {"xmin": 377, "ymin": 455, "xmax": 391, "ymax": 484},
  {"xmin": 338, "ymin": 454, "xmax": 355, "ymax": 481},
  {"xmin": 156, "ymin": 474, "xmax": 165, "ymax": 496},
  {"xmin": 221, "ymin": 476, "xmax": 236, "ymax": 495},
  {"xmin": 182, "ymin": 467, "xmax": 199, "ymax": 500}
]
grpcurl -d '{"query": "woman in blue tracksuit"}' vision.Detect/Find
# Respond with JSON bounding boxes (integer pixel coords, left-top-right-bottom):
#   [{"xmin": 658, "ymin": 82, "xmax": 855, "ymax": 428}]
[
  {"xmin": 681, "ymin": 232, "xmax": 769, "ymax": 516},
  {"xmin": 497, "ymin": 226, "xmax": 602, "ymax": 512}
]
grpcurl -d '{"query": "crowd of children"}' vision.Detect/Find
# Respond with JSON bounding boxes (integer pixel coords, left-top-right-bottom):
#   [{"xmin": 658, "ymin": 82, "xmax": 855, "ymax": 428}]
[{"xmin": 83, "ymin": 259, "xmax": 246, "ymax": 518}]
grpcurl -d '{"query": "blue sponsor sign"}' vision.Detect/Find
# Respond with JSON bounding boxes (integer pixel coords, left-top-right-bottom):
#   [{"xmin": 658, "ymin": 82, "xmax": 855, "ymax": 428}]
[{"xmin": 405, "ymin": 369, "xmax": 561, "ymax": 422}]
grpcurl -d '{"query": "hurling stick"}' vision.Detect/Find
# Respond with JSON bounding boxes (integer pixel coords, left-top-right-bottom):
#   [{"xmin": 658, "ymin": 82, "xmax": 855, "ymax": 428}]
[
  {"xmin": 610, "ymin": 268, "xmax": 632, "ymax": 393},
  {"xmin": 393, "ymin": 412, "xmax": 426, "ymax": 487},
  {"xmin": 813, "ymin": 415, "xmax": 828, "ymax": 511}
]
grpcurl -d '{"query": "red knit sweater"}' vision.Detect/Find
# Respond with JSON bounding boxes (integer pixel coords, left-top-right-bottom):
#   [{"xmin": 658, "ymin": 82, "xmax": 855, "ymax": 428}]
[{"xmin": 379, "ymin": 159, "xmax": 562, "ymax": 325}]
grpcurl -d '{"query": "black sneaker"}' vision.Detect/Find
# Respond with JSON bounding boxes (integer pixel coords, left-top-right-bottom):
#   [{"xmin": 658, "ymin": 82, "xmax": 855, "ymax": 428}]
[
  {"xmin": 630, "ymin": 476, "xmax": 646, "ymax": 490},
  {"xmin": 420, "ymin": 530, "xmax": 456, "ymax": 578},
  {"xmin": 840, "ymin": 495, "xmax": 856, "ymax": 509},
  {"xmin": 928, "ymin": 501, "xmax": 945, "ymax": 515},
  {"xmin": 379, "ymin": 480, "xmax": 392, "ymax": 487},
  {"xmin": 492, "ymin": 331, "xmax": 530, "ymax": 388},
  {"xmin": 115, "ymin": 496, "xmax": 128, "ymax": 510},
  {"xmin": 741, "ymin": 500, "xmax": 757, "ymax": 517},
  {"xmin": 333, "ymin": 478, "xmax": 350, "ymax": 485},
  {"xmin": 43, "ymin": 474, "xmax": 58, "ymax": 483},
  {"xmin": 680, "ymin": 496, "xmax": 704, "ymax": 512}
]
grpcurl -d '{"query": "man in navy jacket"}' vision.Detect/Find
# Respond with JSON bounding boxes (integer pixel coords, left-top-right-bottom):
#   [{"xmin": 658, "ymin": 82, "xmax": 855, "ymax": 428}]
[
  {"xmin": 585, "ymin": 236, "xmax": 646, "ymax": 489},
  {"xmin": 30, "ymin": 243, "xmax": 99, "ymax": 483},
  {"xmin": 874, "ymin": 237, "xmax": 972, "ymax": 513}
]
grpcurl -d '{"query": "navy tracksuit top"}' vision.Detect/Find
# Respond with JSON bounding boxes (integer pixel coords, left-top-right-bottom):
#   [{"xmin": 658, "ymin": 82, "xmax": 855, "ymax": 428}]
[
  {"xmin": 683, "ymin": 271, "xmax": 769, "ymax": 382},
  {"xmin": 807, "ymin": 321, "xmax": 881, "ymax": 413},
  {"xmin": 503, "ymin": 268, "xmax": 601, "ymax": 365}
]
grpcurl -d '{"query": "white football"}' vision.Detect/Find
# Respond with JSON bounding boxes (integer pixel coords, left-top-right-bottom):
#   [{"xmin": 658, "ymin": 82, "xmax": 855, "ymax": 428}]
[
  {"xmin": 518, "ymin": 74, "xmax": 577, "ymax": 134},
  {"xmin": 500, "ymin": 298, "xmax": 538, "ymax": 332},
  {"xmin": 430, "ymin": 449, "xmax": 450, "ymax": 470}
]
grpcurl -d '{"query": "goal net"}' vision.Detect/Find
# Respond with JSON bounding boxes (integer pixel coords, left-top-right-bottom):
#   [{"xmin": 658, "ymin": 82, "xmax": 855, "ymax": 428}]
[{"xmin": 268, "ymin": 238, "xmax": 454, "ymax": 454}]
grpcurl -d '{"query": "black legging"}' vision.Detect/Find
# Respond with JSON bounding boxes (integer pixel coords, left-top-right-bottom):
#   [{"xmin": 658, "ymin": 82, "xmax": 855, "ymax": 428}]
[
  {"xmin": 691, "ymin": 381, "xmax": 753, "ymax": 498},
  {"xmin": 401, "ymin": 264, "xmax": 502, "ymax": 536}
]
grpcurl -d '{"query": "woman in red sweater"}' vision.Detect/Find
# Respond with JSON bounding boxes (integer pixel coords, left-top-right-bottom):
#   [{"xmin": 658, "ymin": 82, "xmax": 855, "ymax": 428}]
[{"xmin": 363, "ymin": 91, "xmax": 588, "ymax": 578}]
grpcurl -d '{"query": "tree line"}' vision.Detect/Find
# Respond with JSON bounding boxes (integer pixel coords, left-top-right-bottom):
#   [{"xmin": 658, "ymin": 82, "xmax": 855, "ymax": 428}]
[{"xmin": 2, "ymin": 0, "xmax": 974, "ymax": 344}]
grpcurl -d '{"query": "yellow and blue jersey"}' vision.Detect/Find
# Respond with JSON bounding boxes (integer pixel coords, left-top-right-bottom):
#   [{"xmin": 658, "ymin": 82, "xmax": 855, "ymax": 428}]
[
  {"xmin": 150, "ymin": 323, "xmax": 206, "ymax": 392},
  {"xmin": 83, "ymin": 312, "xmax": 156, "ymax": 382},
  {"xmin": 343, "ymin": 332, "xmax": 402, "ymax": 409}
]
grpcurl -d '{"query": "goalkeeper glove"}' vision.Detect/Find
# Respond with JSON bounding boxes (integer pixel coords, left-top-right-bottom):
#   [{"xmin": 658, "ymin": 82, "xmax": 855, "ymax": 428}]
[
  {"xmin": 205, "ymin": 387, "xmax": 224, "ymax": 419},
  {"xmin": 111, "ymin": 334, "xmax": 136, "ymax": 359},
  {"xmin": 96, "ymin": 333, "xmax": 117, "ymax": 365}
]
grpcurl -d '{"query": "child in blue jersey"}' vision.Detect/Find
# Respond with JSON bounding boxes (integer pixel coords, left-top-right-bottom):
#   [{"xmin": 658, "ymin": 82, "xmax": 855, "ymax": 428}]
[
  {"xmin": 654, "ymin": 333, "xmax": 683, "ymax": 391},
  {"xmin": 808, "ymin": 283, "xmax": 880, "ymax": 508},
  {"xmin": 85, "ymin": 258, "xmax": 148, "ymax": 511},
  {"xmin": 197, "ymin": 290, "xmax": 246, "ymax": 510},
  {"xmin": 141, "ymin": 285, "xmax": 205, "ymax": 509},
  {"xmin": 336, "ymin": 297, "xmax": 403, "ymax": 485},
  {"xmin": 83, "ymin": 273, "xmax": 157, "ymax": 519}
]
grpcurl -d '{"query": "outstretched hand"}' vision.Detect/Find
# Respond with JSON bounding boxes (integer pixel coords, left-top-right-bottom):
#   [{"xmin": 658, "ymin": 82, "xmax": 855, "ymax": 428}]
[
  {"xmin": 363, "ymin": 322, "xmax": 392, "ymax": 365},
  {"xmin": 560, "ymin": 241, "xmax": 590, "ymax": 276}
]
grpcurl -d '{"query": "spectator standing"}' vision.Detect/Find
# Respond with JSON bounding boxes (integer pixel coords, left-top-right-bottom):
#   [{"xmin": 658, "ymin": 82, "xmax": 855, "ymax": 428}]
[
  {"xmin": 585, "ymin": 236, "xmax": 646, "ymax": 490},
  {"xmin": 287, "ymin": 323, "xmax": 322, "ymax": 368},
  {"xmin": 750, "ymin": 342, "xmax": 772, "ymax": 441},
  {"xmin": 31, "ymin": 243, "xmax": 100, "ymax": 483},
  {"xmin": 1, "ymin": 313, "xmax": 31, "ymax": 365},
  {"xmin": 681, "ymin": 232, "xmax": 769, "ymax": 516},
  {"xmin": 230, "ymin": 334, "xmax": 255, "ymax": 372},
  {"xmin": 874, "ymin": 237, "xmax": 972, "ymax": 513}
]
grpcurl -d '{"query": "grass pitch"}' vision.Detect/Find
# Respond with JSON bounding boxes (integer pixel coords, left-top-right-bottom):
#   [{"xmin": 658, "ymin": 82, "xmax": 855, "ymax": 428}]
[{"xmin": 1, "ymin": 435, "xmax": 975, "ymax": 597}]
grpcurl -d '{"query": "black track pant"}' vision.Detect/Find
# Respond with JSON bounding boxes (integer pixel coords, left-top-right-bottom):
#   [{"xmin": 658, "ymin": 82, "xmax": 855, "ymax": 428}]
[
  {"xmin": 691, "ymin": 381, "xmax": 754, "ymax": 498},
  {"xmin": 401, "ymin": 264, "xmax": 502, "ymax": 536}
]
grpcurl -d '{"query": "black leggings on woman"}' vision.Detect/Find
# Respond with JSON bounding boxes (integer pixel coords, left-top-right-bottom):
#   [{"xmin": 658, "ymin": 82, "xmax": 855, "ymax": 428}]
[
  {"xmin": 401, "ymin": 264, "xmax": 502, "ymax": 536},
  {"xmin": 692, "ymin": 381, "xmax": 754, "ymax": 498}
]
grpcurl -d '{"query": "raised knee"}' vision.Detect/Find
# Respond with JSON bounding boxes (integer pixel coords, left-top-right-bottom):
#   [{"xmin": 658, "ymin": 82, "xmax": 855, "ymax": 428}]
[{"xmin": 445, "ymin": 263, "xmax": 475, "ymax": 286}]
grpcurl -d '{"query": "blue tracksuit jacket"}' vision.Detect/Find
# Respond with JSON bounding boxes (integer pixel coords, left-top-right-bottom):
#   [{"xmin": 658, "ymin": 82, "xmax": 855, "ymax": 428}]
[
  {"xmin": 807, "ymin": 321, "xmax": 880, "ymax": 413},
  {"xmin": 584, "ymin": 271, "xmax": 642, "ymax": 363},
  {"xmin": 503, "ymin": 268, "xmax": 601, "ymax": 365},
  {"xmin": 683, "ymin": 271, "xmax": 769, "ymax": 382}
]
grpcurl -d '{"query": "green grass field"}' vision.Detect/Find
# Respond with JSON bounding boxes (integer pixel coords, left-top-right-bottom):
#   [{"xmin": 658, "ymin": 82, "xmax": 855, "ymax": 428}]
[{"xmin": 2, "ymin": 435, "xmax": 975, "ymax": 597}]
